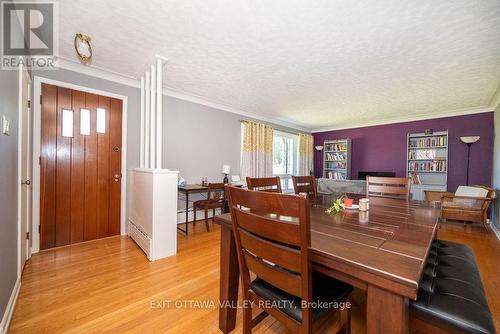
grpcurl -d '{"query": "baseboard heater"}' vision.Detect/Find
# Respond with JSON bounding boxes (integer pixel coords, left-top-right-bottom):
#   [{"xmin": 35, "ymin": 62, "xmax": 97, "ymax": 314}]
[
  {"xmin": 127, "ymin": 168, "xmax": 179, "ymax": 261},
  {"xmin": 128, "ymin": 221, "xmax": 152, "ymax": 258}
]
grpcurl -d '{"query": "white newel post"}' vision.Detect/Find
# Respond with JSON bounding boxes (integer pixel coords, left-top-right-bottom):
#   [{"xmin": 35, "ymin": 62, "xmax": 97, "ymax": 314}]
[
  {"xmin": 144, "ymin": 71, "xmax": 150, "ymax": 168},
  {"xmin": 150, "ymin": 65, "xmax": 156, "ymax": 168},
  {"xmin": 129, "ymin": 56, "xmax": 177, "ymax": 261},
  {"xmin": 156, "ymin": 58, "xmax": 163, "ymax": 168},
  {"xmin": 140, "ymin": 76, "xmax": 145, "ymax": 168}
]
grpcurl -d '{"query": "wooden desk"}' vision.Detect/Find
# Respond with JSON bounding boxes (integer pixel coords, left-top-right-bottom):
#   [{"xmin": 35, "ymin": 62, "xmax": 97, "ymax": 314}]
[
  {"xmin": 177, "ymin": 184, "xmax": 208, "ymax": 234},
  {"xmin": 215, "ymin": 194, "xmax": 440, "ymax": 334}
]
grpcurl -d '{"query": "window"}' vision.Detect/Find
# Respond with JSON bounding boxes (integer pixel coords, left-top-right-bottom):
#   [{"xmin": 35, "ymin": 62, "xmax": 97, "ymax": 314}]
[
  {"xmin": 96, "ymin": 108, "xmax": 106, "ymax": 133},
  {"xmin": 273, "ymin": 131, "xmax": 298, "ymax": 192},
  {"xmin": 62, "ymin": 109, "xmax": 73, "ymax": 138},
  {"xmin": 80, "ymin": 109, "xmax": 90, "ymax": 135}
]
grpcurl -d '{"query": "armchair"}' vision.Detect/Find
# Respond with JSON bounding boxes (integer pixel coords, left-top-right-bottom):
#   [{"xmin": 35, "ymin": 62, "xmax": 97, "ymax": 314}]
[{"xmin": 424, "ymin": 185, "xmax": 495, "ymax": 231}]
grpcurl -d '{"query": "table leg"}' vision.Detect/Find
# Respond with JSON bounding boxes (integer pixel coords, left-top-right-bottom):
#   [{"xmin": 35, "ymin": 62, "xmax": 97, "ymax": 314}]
[
  {"xmin": 366, "ymin": 285, "xmax": 408, "ymax": 334},
  {"xmin": 219, "ymin": 225, "xmax": 239, "ymax": 333}
]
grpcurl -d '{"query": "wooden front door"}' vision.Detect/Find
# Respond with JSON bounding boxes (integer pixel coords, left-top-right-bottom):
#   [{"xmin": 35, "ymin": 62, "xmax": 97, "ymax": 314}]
[{"xmin": 40, "ymin": 83, "xmax": 122, "ymax": 250}]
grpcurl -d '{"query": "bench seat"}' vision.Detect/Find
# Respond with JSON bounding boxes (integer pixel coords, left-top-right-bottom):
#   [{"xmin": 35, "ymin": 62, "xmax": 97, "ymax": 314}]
[{"xmin": 410, "ymin": 240, "xmax": 496, "ymax": 334}]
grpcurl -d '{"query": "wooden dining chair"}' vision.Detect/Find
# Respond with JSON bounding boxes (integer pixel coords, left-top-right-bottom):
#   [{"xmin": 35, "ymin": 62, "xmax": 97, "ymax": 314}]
[
  {"xmin": 193, "ymin": 183, "xmax": 225, "ymax": 232},
  {"xmin": 366, "ymin": 176, "xmax": 410, "ymax": 200},
  {"xmin": 226, "ymin": 186, "xmax": 352, "ymax": 334},
  {"xmin": 246, "ymin": 176, "xmax": 282, "ymax": 193},
  {"xmin": 292, "ymin": 175, "xmax": 317, "ymax": 198}
]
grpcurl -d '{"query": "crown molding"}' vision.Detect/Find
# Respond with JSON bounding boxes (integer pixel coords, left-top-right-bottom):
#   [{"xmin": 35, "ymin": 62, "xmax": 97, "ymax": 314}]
[
  {"xmin": 488, "ymin": 84, "xmax": 500, "ymax": 111},
  {"xmin": 55, "ymin": 57, "xmax": 140, "ymax": 87},
  {"xmin": 55, "ymin": 57, "xmax": 311, "ymax": 132},
  {"xmin": 159, "ymin": 88, "xmax": 311, "ymax": 132},
  {"xmin": 311, "ymin": 106, "xmax": 494, "ymax": 133},
  {"xmin": 55, "ymin": 57, "xmax": 496, "ymax": 134}
]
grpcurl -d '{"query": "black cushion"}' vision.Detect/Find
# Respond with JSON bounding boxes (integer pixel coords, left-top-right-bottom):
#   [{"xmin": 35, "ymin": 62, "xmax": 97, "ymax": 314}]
[
  {"xmin": 250, "ymin": 271, "xmax": 352, "ymax": 323},
  {"xmin": 431, "ymin": 239, "xmax": 475, "ymax": 260},
  {"xmin": 411, "ymin": 239, "xmax": 496, "ymax": 334}
]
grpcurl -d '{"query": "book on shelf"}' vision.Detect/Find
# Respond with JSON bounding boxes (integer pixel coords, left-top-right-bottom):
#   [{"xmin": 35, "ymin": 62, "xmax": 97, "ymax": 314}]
[
  {"xmin": 409, "ymin": 172, "xmax": 421, "ymax": 185},
  {"xmin": 409, "ymin": 136, "xmax": 447, "ymax": 148},
  {"xmin": 325, "ymin": 161, "xmax": 346, "ymax": 169},
  {"xmin": 327, "ymin": 171, "xmax": 347, "ymax": 180},
  {"xmin": 408, "ymin": 150, "xmax": 446, "ymax": 160},
  {"xmin": 325, "ymin": 143, "xmax": 347, "ymax": 151},
  {"xmin": 408, "ymin": 160, "xmax": 446, "ymax": 172},
  {"xmin": 325, "ymin": 152, "xmax": 346, "ymax": 161}
]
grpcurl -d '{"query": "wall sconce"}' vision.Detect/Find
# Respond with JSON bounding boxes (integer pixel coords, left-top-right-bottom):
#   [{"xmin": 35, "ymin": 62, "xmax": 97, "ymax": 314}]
[{"xmin": 315, "ymin": 145, "xmax": 324, "ymax": 151}]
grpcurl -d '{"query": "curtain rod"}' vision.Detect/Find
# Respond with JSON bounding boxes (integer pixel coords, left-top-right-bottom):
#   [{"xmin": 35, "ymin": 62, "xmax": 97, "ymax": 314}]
[{"xmin": 239, "ymin": 119, "xmax": 310, "ymax": 136}]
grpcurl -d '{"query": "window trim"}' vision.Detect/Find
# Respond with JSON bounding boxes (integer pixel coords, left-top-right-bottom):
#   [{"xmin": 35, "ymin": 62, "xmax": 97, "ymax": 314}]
[{"xmin": 272, "ymin": 130, "xmax": 299, "ymax": 192}]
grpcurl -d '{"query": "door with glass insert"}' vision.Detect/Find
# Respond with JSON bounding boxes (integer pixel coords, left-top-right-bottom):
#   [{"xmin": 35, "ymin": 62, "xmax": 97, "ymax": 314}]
[{"xmin": 40, "ymin": 83, "xmax": 122, "ymax": 249}]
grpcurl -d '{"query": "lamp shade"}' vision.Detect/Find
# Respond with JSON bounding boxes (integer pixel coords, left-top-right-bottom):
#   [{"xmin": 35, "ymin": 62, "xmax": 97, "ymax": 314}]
[
  {"xmin": 460, "ymin": 136, "xmax": 480, "ymax": 144},
  {"xmin": 221, "ymin": 165, "xmax": 231, "ymax": 174},
  {"xmin": 315, "ymin": 145, "xmax": 324, "ymax": 151}
]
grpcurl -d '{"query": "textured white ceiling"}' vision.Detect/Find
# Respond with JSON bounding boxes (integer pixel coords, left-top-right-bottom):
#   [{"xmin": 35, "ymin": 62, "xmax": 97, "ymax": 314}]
[{"xmin": 56, "ymin": 0, "xmax": 500, "ymax": 130}]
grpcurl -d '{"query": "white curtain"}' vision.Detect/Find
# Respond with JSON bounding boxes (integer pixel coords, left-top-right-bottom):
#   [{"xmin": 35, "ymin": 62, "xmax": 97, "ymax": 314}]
[
  {"xmin": 298, "ymin": 133, "xmax": 314, "ymax": 175},
  {"xmin": 241, "ymin": 121, "xmax": 274, "ymax": 178}
]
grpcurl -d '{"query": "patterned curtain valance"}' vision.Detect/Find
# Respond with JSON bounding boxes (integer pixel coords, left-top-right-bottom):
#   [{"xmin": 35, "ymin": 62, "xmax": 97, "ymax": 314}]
[
  {"xmin": 298, "ymin": 133, "xmax": 314, "ymax": 176},
  {"xmin": 241, "ymin": 120, "xmax": 274, "ymax": 178}
]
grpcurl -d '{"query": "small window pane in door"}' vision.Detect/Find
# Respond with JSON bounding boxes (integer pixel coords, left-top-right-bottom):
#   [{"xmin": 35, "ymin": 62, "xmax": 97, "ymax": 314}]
[
  {"xmin": 62, "ymin": 109, "xmax": 73, "ymax": 137},
  {"xmin": 96, "ymin": 108, "xmax": 106, "ymax": 133},
  {"xmin": 80, "ymin": 108, "xmax": 90, "ymax": 135}
]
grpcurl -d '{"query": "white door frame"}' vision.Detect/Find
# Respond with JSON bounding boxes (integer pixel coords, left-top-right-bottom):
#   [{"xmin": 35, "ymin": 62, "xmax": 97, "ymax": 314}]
[
  {"xmin": 18, "ymin": 62, "xmax": 31, "ymax": 276},
  {"xmin": 32, "ymin": 76, "xmax": 128, "ymax": 253}
]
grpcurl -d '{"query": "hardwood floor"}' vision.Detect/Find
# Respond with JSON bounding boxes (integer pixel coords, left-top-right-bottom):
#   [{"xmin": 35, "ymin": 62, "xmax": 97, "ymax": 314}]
[{"xmin": 9, "ymin": 221, "xmax": 500, "ymax": 333}]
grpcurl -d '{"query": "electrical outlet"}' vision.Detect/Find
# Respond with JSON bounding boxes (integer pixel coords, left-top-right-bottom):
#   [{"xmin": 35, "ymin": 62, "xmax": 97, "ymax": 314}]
[{"xmin": 2, "ymin": 115, "xmax": 10, "ymax": 135}]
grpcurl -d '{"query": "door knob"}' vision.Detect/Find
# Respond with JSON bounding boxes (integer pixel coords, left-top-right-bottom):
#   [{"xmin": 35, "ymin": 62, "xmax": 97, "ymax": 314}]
[
  {"xmin": 113, "ymin": 174, "xmax": 121, "ymax": 182},
  {"xmin": 22, "ymin": 179, "xmax": 31, "ymax": 185}
]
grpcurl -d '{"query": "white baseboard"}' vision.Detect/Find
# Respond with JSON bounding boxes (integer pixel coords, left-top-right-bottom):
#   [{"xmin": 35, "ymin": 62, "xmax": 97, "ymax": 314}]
[
  {"xmin": 0, "ymin": 278, "xmax": 21, "ymax": 334},
  {"xmin": 490, "ymin": 220, "xmax": 500, "ymax": 240},
  {"xmin": 176, "ymin": 208, "xmax": 223, "ymax": 225}
]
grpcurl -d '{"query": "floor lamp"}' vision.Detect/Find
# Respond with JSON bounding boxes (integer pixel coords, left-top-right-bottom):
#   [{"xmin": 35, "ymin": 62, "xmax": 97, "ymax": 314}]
[
  {"xmin": 460, "ymin": 136, "xmax": 480, "ymax": 185},
  {"xmin": 315, "ymin": 145, "xmax": 324, "ymax": 177}
]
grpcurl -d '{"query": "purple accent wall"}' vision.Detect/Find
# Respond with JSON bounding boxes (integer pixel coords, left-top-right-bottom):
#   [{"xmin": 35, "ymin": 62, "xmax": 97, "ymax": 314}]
[{"xmin": 313, "ymin": 112, "xmax": 494, "ymax": 192}]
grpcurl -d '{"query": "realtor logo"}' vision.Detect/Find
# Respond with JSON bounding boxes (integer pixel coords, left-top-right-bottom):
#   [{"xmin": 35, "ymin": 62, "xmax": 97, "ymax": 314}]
[{"xmin": 1, "ymin": 1, "xmax": 58, "ymax": 69}]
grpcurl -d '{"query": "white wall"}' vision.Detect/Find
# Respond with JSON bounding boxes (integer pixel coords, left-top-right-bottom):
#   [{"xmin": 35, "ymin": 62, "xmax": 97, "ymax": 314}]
[{"xmin": 491, "ymin": 100, "xmax": 500, "ymax": 230}]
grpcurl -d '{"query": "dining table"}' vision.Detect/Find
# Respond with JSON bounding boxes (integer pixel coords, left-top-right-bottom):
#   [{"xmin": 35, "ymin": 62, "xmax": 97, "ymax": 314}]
[
  {"xmin": 214, "ymin": 193, "xmax": 440, "ymax": 334},
  {"xmin": 177, "ymin": 184, "xmax": 209, "ymax": 234}
]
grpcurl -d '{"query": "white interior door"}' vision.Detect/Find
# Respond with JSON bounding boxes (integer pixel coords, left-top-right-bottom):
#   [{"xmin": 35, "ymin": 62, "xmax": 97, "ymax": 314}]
[{"xmin": 20, "ymin": 64, "xmax": 31, "ymax": 271}]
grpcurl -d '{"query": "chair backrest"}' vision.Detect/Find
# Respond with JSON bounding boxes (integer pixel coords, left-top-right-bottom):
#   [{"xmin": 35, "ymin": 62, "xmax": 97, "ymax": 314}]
[
  {"xmin": 226, "ymin": 186, "xmax": 312, "ymax": 326},
  {"xmin": 473, "ymin": 185, "xmax": 496, "ymax": 199},
  {"xmin": 292, "ymin": 175, "xmax": 317, "ymax": 197},
  {"xmin": 246, "ymin": 176, "xmax": 282, "ymax": 193},
  {"xmin": 207, "ymin": 183, "xmax": 225, "ymax": 201},
  {"xmin": 471, "ymin": 185, "xmax": 496, "ymax": 211},
  {"xmin": 366, "ymin": 176, "xmax": 410, "ymax": 199},
  {"xmin": 455, "ymin": 186, "xmax": 488, "ymax": 198}
]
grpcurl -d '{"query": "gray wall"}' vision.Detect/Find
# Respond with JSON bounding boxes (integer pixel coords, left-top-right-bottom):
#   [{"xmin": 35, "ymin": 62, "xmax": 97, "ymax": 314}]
[
  {"xmin": 0, "ymin": 68, "xmax": 20, "ymax": 316},
  {"xmin": 163, "ymin": 97, "xmax": 241, "ymax": 184},
  {"xmin": 492, "ymin": 103, "xmax": 500, "ymax": 230}
]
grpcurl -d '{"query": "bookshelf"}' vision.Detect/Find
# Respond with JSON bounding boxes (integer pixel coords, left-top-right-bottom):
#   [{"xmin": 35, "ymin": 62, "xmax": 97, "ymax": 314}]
[
  {"xmin": 406, "ymin": 131, "xmax": 448, "ymax": 200},
  {"xmin": 323, "ymin": 139, "xmax": 351, "ymax": 180}
]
